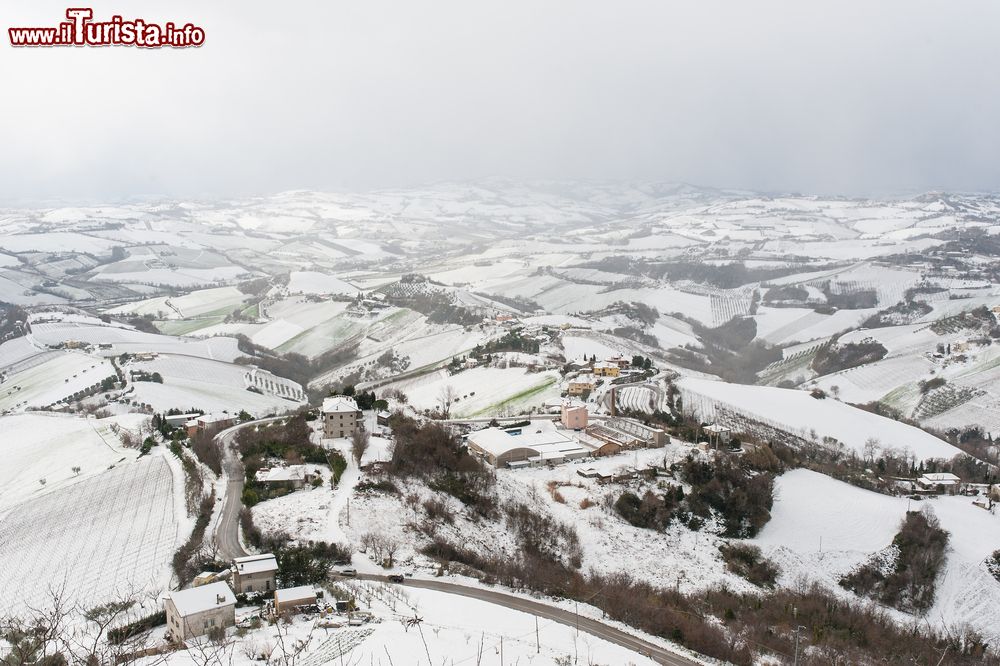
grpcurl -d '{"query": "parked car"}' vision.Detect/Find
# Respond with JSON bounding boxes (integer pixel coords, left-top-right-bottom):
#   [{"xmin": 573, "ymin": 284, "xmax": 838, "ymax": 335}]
[
  {"xmin": 338, "ymin": 567, "xmax": 357, "ymax": 577},
  {"xmin": 387, "ymin": 574, "xmax": 404, "ymax": 584}
]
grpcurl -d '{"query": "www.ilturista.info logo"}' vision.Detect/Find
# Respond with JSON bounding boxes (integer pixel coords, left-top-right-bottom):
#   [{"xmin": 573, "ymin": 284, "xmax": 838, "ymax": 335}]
[{"xmin": 9, "ymin": 8, "xmax": 205, "ymax": 48}]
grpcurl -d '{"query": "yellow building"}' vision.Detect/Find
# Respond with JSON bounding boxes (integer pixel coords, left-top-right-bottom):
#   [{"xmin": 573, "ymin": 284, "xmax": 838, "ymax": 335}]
[
  {"xmin": 567, "ymin": 375, "xmax": 597, "ymax": 395},
  {"xmin": 592, "ymin": 362, "xmax": 620, "ymax": 377}
]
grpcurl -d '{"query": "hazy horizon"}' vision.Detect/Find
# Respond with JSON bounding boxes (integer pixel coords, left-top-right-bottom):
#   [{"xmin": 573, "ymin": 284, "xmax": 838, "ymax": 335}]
[{"xmin": 3, "ymin": 0, "xmax": 1000, "ymax": 203}]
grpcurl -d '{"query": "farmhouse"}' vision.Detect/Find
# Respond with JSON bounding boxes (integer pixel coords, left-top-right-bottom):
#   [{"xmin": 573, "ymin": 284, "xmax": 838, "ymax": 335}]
[
  {"xmin": 322, "ymin": 395, "xmax": 362, "ymax": 438},
  {"xmin": 274, "ymin": 586, "xmax": 318, "ymax": 615},
  {"xmin": 917, "ymin": 472, "xmax": 961, "ymax": 491},
  {"xmin": 231, "ymin": 553, "xmax": 278, "ymax": 594},
  {"xmin": 467, "ymin": 423, "xmax": 590, "ymax": 467},
  {"xmin": 164, "ymin": 582, "xmax": 236, "ymax": 642},
  {"xmin": 185, "ymin": 412, "xmax": 235, "ymax": 438}
]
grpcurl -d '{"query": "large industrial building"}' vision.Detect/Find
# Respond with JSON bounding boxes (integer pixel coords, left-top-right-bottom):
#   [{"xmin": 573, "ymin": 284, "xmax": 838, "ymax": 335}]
[{"xmin": 466, "ymin": 423, "xmax": 590, "ymax": 467}]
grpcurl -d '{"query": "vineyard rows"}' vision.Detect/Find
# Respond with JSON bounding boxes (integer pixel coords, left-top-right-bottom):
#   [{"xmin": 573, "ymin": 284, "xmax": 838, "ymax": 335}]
[
  {"xmin": 0, "ymin": 455, "xmax": 179, "ymax": 617},
  {"xmin": 617, "ymin": 386, "xmax": 657, "ymax": 414}
]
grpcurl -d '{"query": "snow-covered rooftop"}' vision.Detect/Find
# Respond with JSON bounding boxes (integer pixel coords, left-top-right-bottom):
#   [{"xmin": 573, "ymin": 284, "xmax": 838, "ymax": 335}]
[
  {"xmin": 275, "ymin": 585, "xmax": 317, "ymax": 603},
  {"xmin": 233, "ymin": 553, "xmax": 278, "ymax": 575},
  {"xmin": 322, "ymin": 395, "xmax": 360, "ymax": 413},
  {"xmin": 468, "ymin": 424, "xmax": 588, "ymax": 459},
  {"xmin": 198, "ymin": 412, "xmax": 233, "ymax": 425},
  {"xmin": 920, "ymin": 472, "xmax": 961, "ymax": 484},
  {"xmin": 255, "ymin": 465, "xmax": 314, "ymax": 484},
  {"xmin": 168, "ymin": 582, "xmax": 236, "ymax": 617}
]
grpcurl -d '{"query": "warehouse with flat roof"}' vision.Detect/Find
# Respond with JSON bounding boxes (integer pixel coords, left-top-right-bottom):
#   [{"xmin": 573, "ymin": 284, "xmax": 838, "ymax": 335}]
[{"xmin": 466, "ymin": 423, "xmax": 590, "ymax": 467}]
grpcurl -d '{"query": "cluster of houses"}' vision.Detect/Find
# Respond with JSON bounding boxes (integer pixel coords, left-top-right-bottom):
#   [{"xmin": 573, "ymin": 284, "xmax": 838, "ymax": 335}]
[
  {"xmin": 565, "ymin": 354, "xmax": 648, "ymax": 397},
  {"xmin": 164, "ymin": 554, "xmax": 326, "ymax": 642}
]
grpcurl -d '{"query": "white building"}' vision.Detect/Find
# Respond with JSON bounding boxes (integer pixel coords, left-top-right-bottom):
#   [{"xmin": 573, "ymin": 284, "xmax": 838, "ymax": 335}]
[
  {"xmin": 322, "ymin": 395, "xmax": 362, "ymax": 438},
  {"xmin": 917, "ymin": 472, "xmax": 961, "ymax": 490},
  {"xmin": 466, "ymin": 423, "xmax": 590, "ymax": 467},
  {"xmin": 164, "ymin": 582, "xmax": 236, "ymax": 642}
]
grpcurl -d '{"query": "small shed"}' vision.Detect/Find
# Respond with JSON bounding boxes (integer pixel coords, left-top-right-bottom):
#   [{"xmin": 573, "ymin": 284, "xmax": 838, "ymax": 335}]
[{"xmin": 274, "ymin": 586, "xmax": 318, "ymax": 615}]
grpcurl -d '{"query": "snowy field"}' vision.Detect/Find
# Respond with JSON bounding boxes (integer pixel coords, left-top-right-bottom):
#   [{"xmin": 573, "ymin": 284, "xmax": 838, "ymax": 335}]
[
  {"xmin": 382, "ymin": 367, "xmax": 560, "ymax": 417},
  {"xmin": 0, "ymin": 351, "xmax": 115, "ymax": 412},
  {"xmin": 0, "ymin": 336, "xmax": 44, "ymax": 370},
  {"xmin": 678, "ymin": 377, "xmax": 960, "ymax": 460},
  {"xmin": 0, "ymin": 412, "xmax": 147, "ymax": 513},
  {"xmin": 29, "ymin": 320, "xmax": 244, "ymax": 362},
  {"xmin": 126, "ymin": 354, "xmax": 305, "ymax": 414},
  {"xmin": 809, "ymin": 354, "xmax": 937, "ymax": 406},
  {"xmin": 562, "ymin": 333, "xmax": 633, "ymax": 363},
  {"xmin": 107, "ymin": 286, "xmax": 248, "ymax": 320},
  {"xmin": 755, "ymin": 469, "xmax": 1000, "ymax": 644},
  {"xmin": 193, "ymin": 299, "xmax": 352, "ymax": 351},
  {"xmin": 287, "ymin": 271, "xmax": 360, "ymax": 295},
  {"xmin": 91, "ymin": 263, "xmax": 248, "ymax": 287},
  {"xmin": 0, "ymin": 454, "xmax": 181, "ymax": 617}
]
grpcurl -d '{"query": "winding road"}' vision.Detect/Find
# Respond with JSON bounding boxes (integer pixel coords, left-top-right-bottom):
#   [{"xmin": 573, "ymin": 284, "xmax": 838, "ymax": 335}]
[
  {"xmin": 355, "ymin": 573, "xmax": 705, "ymax": 666},
  {"xmin": 213, "ymin": 417, "xmax": 286, "ymax": 560}
]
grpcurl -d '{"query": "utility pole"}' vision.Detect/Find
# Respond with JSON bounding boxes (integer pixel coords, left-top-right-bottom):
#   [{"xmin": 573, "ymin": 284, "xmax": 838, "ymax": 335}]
[
  {"xmin": 574, "ymin": 600, "xmax": 580, "ymax": 665},
  {"xmin": 535, "ymin": 616, "xmax": 540, "ymax": 654},
  {"xmin": 794, "ymin": 625, "xmax": 806, "ymax": 666},
  {"xmin": 346, "ymin": 498, "xmax": 350, "ymax": 526}
]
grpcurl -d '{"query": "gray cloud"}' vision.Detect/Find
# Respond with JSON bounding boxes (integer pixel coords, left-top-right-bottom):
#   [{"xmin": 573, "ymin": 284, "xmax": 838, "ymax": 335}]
[{"xmin": 2, "ymin": 0, "xmax": 999, "ymax": 202}]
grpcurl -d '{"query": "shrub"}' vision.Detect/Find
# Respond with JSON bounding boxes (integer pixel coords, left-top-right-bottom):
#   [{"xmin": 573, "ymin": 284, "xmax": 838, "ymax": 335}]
[
  {"xmin": 356, "ymin": 479, "xmax": 399, "ymax": 494},
  {"xmin": 107, "ymin": 610, "xmax": 166, "ymax": 644},
  {"xmin": 422, "ymin": 498, "xmax": 455, "ymax": 524},
  {"xmin": 812, "ymin": 339, "xmax": 888, "ymax": 375},
  {"xmin": 718, "ymin": 542, "xmax": 779, "ymax": 588},
  {"xmin": 840, "ymin": 509, "xmax": 949, "ymax": 613}
]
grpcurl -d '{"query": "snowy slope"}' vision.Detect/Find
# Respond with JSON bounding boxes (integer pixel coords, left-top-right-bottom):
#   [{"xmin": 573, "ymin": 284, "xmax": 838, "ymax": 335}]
[{"xmin": 678, "ymin": 377, "xmax": 960, "ymax": 460}]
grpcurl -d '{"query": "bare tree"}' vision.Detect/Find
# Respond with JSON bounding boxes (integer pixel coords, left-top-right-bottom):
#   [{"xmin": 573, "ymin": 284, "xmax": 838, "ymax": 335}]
[
  {"xmin": 437, "ymin": 385, "xmax": 457, "ymax": 418},
  {"xmin": 863, "ymin": 437, "xmax": 881, "ymax": 464},
  {"xmin": 351, "ymin": 428, "xmax": 370, "ymax": 466},
  {"xmin": 382, "ymin": 536, "xmax": 400, "ymax": 569}
]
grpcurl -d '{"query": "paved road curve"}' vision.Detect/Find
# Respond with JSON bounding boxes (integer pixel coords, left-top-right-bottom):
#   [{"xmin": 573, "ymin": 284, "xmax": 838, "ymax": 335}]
[
  {"xmin": 356, "ymin": 574, "xmax": 704, "ymax": 666},
  {"xmin": 213, "ymin": 417, "xmax": 286, "ymax": 560}
]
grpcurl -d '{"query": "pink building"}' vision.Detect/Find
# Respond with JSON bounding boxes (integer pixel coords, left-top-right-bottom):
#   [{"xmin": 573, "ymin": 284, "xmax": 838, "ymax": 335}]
[{"xmin": 560, "ymin": 402, "xmax": 588, "ymax": 430}]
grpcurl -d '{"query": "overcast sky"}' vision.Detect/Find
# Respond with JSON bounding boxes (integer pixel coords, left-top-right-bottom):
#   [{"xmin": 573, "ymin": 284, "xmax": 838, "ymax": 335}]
[{"xmin": 2, "ymin": 0, "xmax": 999, "ymax": 203}]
